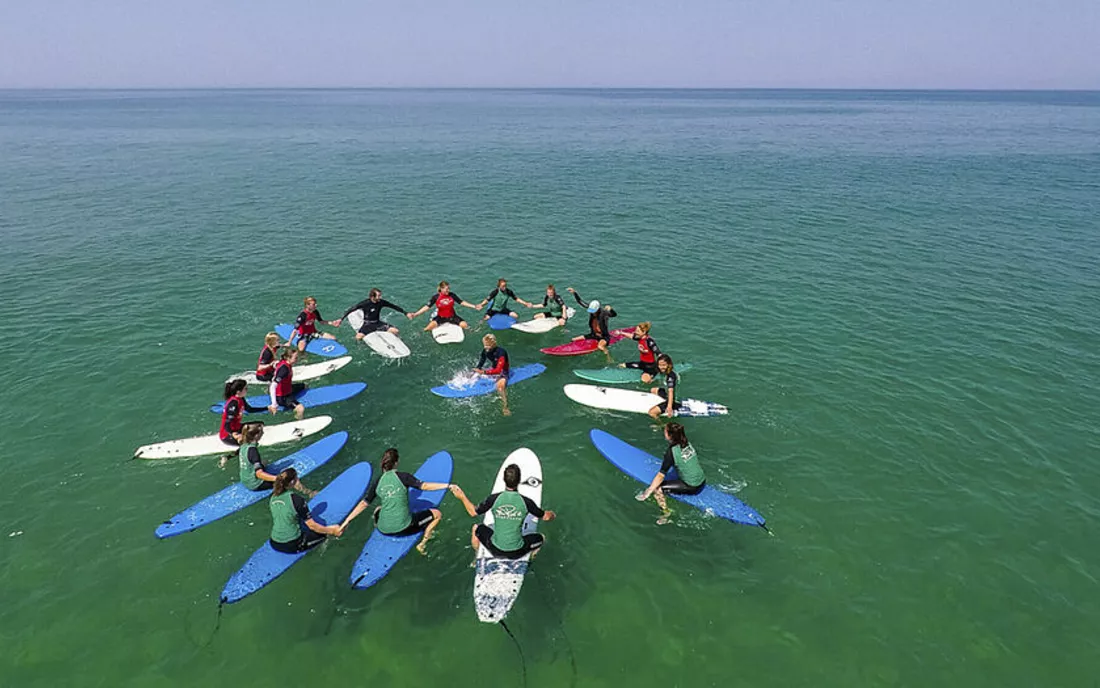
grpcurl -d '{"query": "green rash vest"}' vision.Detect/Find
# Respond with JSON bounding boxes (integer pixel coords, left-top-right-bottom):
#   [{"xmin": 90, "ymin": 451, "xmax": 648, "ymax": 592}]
[
  {"xmin": 238, "ymin": 443, "xmax": 263, "ymax": 491},
  {"xmin": 375, "ymin": 470, "xmax": 413, "ymax": 535},
  {"xmin": 491, "ymin": 491, "xmax": 529, "ymax": 552},
  {"xmin": 490, "ymin": 288, "xmax": 512, "ymax": 312},
  {"xmin": 672, "ymin": 443, "xmax": 706, "ymax": 488},
  {"xmin": 546, "ymin": 295, "xmax": 564, "ymax": 317},
  {"xmin": 269, "ymin": 491, "xmax": 303, "ymax": 543}
]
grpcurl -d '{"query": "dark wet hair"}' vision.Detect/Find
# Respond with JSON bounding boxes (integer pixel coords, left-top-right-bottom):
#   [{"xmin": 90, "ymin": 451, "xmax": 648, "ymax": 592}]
[
  {"xmin": 503, "ymin": 464, "xmax": 521, "ymax": 489},
  {"xmin": 273, "ymin": 467, "xmax": 298, "ymax": 495},
  {"xmin": 657, "ymin": 353, "xmax": 674, "ymax": 368},
  {"xmin": 224, "ymin": 379, "xmax": 248, "ymax": 400},
  {"xmin": 369, "ymin": 288, "xmax": 381, "ymax": 299},
  {"xmin": 666, "ymin": 423, "xmax": 689, "ymax": 448},
  {"xmin": 241, "ymin": 424, "xmax": 263, "ymax": 444},
  {"xmin": 381, "ymin": 448, "xmax": 400, "ymax": 472}
]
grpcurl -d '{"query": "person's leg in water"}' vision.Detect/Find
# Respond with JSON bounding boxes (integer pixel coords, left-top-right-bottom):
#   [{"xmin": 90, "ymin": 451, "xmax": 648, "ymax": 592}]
[
  {"xmin": 496, "ymin": 377, "xmax": 511, "ymax": 416},
  {"xmin": 598, "ymin": 338, "xmax": 611, "ymax": 362},
  {"xmin": 417, "ymin": 509, "xmax": 442, "ymax": 555},
  {"xmin": 652, "ymin": 488, "xmax": 672, "ymax": 525}
]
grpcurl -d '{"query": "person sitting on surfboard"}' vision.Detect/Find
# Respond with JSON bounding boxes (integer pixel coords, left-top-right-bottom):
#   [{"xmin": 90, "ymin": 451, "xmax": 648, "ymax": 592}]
[
  {"xmin": 567, "ymin": 287, "xmax": 618, "ymax": 360},
  {"xmin": 635, "ymin": 423, "xmax": 706, "ymax": 525},
  {"xmin": 269, "ymin": 348, "xmax": 306, "ymax": 419},
  {"xmin": 408, "ymin": 281, "xmax": 479, "ymax": 331},
  {"xmin": 234, "ymin": 424, "xmax": 318, "ymax": 494},
  {"xmin": 339, "ymin": 448, "xmax": 455, "ymax": 555},
  {"xmin": 451, "ymin": 464, "xmax": 556, "ymax": 559},
  {"xmin": 475, "ymin": 333, "xmax": 512, "ymax": 416},
  {"xmin": 255, "ymin": 332, "xmax": 282, "ymax": 382},
  {"xmin": 333, "ymin": 288, "xmax": 407, "ymax": 339},
  {"xmin": 477, "ymin": 278, "xmax": 534, "ymax": 320},
  {"xmin": 530, "ymin": 284, "xmax": 568, "ymax": 325},
  {"xmin": 648, "ymin": 354, "xmax": 682, "ymax": 418},
  {"xmin": 288, "ymin": 296, "xmax": 339, "ymax": 352},
  {"xmin": 268, "ymin": 467, "xmax": 343, "ymax": 553},
  {"xmin": 219, "ymin": 379, "xmax": 265, "ymax": 454},
  {"xmin": 620, "ymin": 322, "xmax": 662, "ymax": 382}
]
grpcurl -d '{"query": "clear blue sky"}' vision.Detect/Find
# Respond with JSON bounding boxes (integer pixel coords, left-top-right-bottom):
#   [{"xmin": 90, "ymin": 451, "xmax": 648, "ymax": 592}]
[{"xmin": 2, "ymin": 0, "xmax": 1097, "ymax": 89}]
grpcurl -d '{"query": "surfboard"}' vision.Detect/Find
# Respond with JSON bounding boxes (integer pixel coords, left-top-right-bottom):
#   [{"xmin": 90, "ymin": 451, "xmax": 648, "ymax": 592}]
[
  {"xmin": 227, "ymin": 356, "xmax": 353, "ymax": 386},
  {"xmin": 432, "ymin": 323, "xmax": 465, "ymax": 344},
  {"xmin": 510, "ymin": 307, "xmax": 576, "ymax": 334},
  {"xmin": 563, "ymin": 384, "xmax": 728, "ymax": 417},
  {"xmin": 364, "ymin": 331, "xmax": 411, "ymax": 359},
  {"xmin": 155, "ymin": 432, "xmax": 349, "ymax": 539},
  {"xmin": 539, "ymin": 327, "xmax": 634, "ymax": 356},
  {"xmin": 274, "ymin": 324, "xmax": 348, "ymax": 358},
  {"xmin": 488, "ymin": 313, "xmax": 517, "ymax": 330},
  {"xmin": 473, "ymin": 448, "xmax": 543, "ymax": 623},
  {"xmin": 208, "ymin": 382, "xmax": 367, "ymax": 414},
  {"xmin": 134, "ymin": 416, "xmax": 333, "ymax": 460},
  {"xmin": 220, "ymin": 461, "xmax": 372, "ymax": 604},
  {"xmin": 430, "ymin": 364, "xmax": 547, "ymax": 399},
  {"xmin": 573, "ymin": 363, "xmax": 694, "ymax": 385},
  {"xmin": 589, "ymin": 429, "xmax": 766, "ymax": 528},
  {"xmin": 348, "ymin": 451, "xmax": 454, "ymax": 590}
]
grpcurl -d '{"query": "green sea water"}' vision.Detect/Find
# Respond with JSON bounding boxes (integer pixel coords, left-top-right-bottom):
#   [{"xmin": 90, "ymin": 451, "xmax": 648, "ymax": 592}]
[{"xmin": 1, "ymin": 89, "xmax": 1098, "ymax": 687}]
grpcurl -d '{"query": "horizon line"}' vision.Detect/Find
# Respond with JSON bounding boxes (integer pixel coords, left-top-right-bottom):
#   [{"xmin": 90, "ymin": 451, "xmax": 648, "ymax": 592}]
[{"xmin": 1, "ymin": 86, "xmax": 1099, "ymax": 94}]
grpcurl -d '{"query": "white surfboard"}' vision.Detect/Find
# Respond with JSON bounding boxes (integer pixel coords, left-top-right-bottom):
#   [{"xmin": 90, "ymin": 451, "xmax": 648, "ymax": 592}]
[
  {"xmin": 364, "ymin": 331, "xmax": 411, "ymax": 359},
  {"xmin": 562, "ymin": 384, "xmax": 729, "ymax": 417},
  {"xmin": 432, "ymin": 323, "xmax": 465, "ymax": 344},
  {"xmin": 134, "ymin": 416, "xmax": 333, "ymax": 460},
  {"xmin": 510, "ymin": 307, "xmax": 576, "ymax": 334},
  {"xmin": 473, "ymin": 448, "xmax": 544, "ymax": 623},
  {"xmin": 227, "ymin": 357, "xmax": 353, "ymax": 386},
  {"xmin": 345, "ymin": 309, "xmax": 366, "ymax": 332}
]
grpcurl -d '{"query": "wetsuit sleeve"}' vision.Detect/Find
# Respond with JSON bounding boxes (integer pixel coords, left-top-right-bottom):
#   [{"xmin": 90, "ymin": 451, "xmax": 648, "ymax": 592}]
[
  {"xmin": 487, "ymin": 288, "xmax": 500, "ymax": 301},
  {"xmin": 647, "ymin": 337, "xmax": 661, "ymax": 356},
  {"xmin": 541, "ymin": 295, "xmax": 549, "ymax": 307},
  {"xmin": 555, "ymin": 295, "xmax": 565, "ymax": 308},
  {"xmin": 291, "ymin": 493, "xmax": 311, "ymax": 520},
  {"xmin": 363, "ymin": 473, "xmax": 380, "ymax": 504},
  {"xmin": 476, "ymin": 350, "xmax": 489, "ymax": 369},
  {"xmin": 294, "ymin": 311, "xmax": 308, "ymax": 327},
  {"xmin": 427, "ymin": 293, "xmax": 440, "ymax": 307},
  {"xmin": 381, "ymin": 299, "xmax": 407, "ymax": 315},
  {"xmin": 665, "ymin": 372, "xmax": 677, "ymax": 391},
  {"xmin": 571, "ymin": 291, "xmax": 589, "ymax": 308},
  {"xmin": 451, "ymin": 293, "xmax": 464, "ymax": 304},
  {"xmin": 475, "ymin": 493, "xmax": 499, "ymax": 515},
  {"xmin": 247, "ymin": 445, "xmax": 263, "ymax": 469},
  {"xmin": 660, "ymin": 447, "xmax": 676, "ymax": 474},
  {"xmin": 485, "ymin": 349, "xmax": 508, "ymax": 375},
  {"xmin": 274, "ymin": 365, "xmax": 291, "ymax": 384},
  {"xmin": 259, "ymin": 348, "xmax": 275, "ymax": 366},
  {"xmin": 506, "ymin": 288, "xmax": 518, "ymax": 299},
  {"xmin": 607, "ymin": 307, "xmax": 617, "ymax": 318},
  {"xmin": 520, "ymin": 496, "xmax": 546, "ymax": 519},
  {"xmin": 342, "ymin": 299, "xmax": 373, "ymax": 319},
  {"xmin": 397, "ymin": 472, "xmax": 423, "ymax": 490},
  {"xmin": 314, "ymin": 309, "xmax": 323, "ymax": 320}
]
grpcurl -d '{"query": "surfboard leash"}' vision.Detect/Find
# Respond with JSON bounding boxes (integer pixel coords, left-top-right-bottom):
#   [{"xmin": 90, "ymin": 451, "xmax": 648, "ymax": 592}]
[{"xmin": 499, "ymin": 619, "xmax": 528, "ymax": 688}]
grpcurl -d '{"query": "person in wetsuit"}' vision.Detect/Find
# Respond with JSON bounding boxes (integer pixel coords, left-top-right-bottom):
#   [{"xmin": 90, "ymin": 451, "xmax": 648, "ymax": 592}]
[
  {"xmin": 567, "ymin": 287, "xmax": 618, "ymax": 360},
  {"xmin": 635, "ymin": 423, "xmax": 707, "ymax": 525},
  {"xmin": 648, "ymin": 353, "xmax": 683, "ymax": 418},
  {"xmin": 530, "ymin": 284, "xmax": 569, "ymax": 326},
  {"xmin": 219, "ymin": 379, "xmax": 265, "ymax": 460},
  {"xmin": 475, "ymin": 333, "xmax": 512, "ymax": 416},
  {"xmin": 339, "ymin": 448, "xmax": 458, "ymax": 555},
  {"xmin": 478, "ymin": 278, "xmax": 533, "ymax": 320},
  {"xmin": 408, "ymin": 281, "xmax": 480, "ymax": 332},
  {"xmin": 269, "ymin": 348, "xmax": 306, "ymax": 419},
  {"xmin": 289, "ymin": 296, "xmax": 339, "ymax": 352},
  {"xmin": 255, "ymin": 332, "xmax": 281, "ymax": 382},
  {"xmin": 234, "ymin": 424, "xmax": 317, "ymax": 494},
  {"xmin": 334, "ymin": 288, "xmax": 407, "ymax": 339},
  {"xmin": 620, "ymin": 321, "xmax": 661, "ymax": 382},
  {"xmin": 268, "ymin": 467, "xmax": 342, "ymax": 554},
  {"xmin": 452, "ymin": 463, "xmax": 556, "ymax": 560}
]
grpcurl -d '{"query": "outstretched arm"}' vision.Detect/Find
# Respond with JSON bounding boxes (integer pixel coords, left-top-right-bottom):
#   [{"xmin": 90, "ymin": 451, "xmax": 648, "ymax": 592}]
[{"xmin": 450, "ymin": 486, "xmax": 479, "ymax": 517}]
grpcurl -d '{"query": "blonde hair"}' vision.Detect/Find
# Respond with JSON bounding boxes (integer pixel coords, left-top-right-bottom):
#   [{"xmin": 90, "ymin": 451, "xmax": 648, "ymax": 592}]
[
  {"xmin": 482, "ymin": 334, "xmax": 497, "ymax": 347},
  {"xmin": 264, "ymin": 332, "xmax": 279, "ymax": 347},
  {"xmin": 304, "ymin": 296, "xmax": 316, "ymax": 306},
  {"xmin": 636, "ymin": 322, "xmax": 651, "ymax": 335}
]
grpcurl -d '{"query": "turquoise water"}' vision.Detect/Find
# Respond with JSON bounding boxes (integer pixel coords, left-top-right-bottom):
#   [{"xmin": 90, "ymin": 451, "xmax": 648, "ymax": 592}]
[{"xmin": 2, "ymin": 89, "xmax": 1099, "ymax": 686}]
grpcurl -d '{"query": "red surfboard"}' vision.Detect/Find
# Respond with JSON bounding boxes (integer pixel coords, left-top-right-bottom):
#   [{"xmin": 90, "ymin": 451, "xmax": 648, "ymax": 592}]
[{"xmin": 540, "ymin": 327, "xmax": 635, "ymax": 356}]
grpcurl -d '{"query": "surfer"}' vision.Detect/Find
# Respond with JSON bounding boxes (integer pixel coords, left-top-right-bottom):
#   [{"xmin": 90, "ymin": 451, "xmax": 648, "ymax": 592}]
[
  {"xmin": 530, "ymin": 283, "xmax": 568, "ymax": 326},
  {"xmin": 620, "ymin": 322, "xmax": 661, "ymax": 382},
  {"xmin": 567, "ymin": 287, "xmax": 618, "ymax": 360},
  {"xmin": 635, "ymin": 423, "xmax": 706, "ymax": 524},
  {"xmin": 478, "ymin": 278, "xmax": 534, "ymax": 319},
  {"xmin": 408, "ymin": 281, "xmax": 479, "ymax": 331},
  {"xmin": 234, "ymin": 424, "xmax": 317, "ymax": 494},
  {"xmin": 333, "ymin": 288, "xmax": 407, "ymax": 338},
  {"xmin": 648, "ymin": 354, "xmax": 683, "ymax": 418},
  {"xmin": 268, "ymin": 467, "xmax": 343, "ymax": 553},
  {"xmin": 269, "ymin": 348, "xmax": 306, "ymax": 419},
  {"xmin": 255, "ymin": 332, "xmax": 281, "ymax": 382},
  {"xmin": 219, "ymin": 379, "xmax": 265, "ymax": 460},
  {"xmin": 340, "ymin": 448, "xmax": 455, "ymax": 555},
  {"xmin": 288, "ymin": 296, "xmax": 339, "ymax": 352},
  {"xmin": 474, "ymin": 333, "xmax": 512, "ymax": 416},
  {"xmin": 452, "ymin": 464, "xmax": 556, "ymax": 559}
]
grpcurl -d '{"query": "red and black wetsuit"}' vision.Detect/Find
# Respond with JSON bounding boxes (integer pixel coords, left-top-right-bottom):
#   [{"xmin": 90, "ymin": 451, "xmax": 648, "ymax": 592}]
[
  {"xmin": 294, "ymin": 309, "xmax": 322, "ymax": 342},
  {"xmin": 256, "ymin": 344, "xmax": 277, "ymax": 382},
  {"xmin": 428, "ymin": 292, "xmax": 465, "ymax": 325},
  {"xmin": 626, "ymin": 335, "xmax": 661, "ymax": 375},
  {"xmin": 477, "ymin": 346, "xmax": 511, "ymax": 377},
  {"xmin": 272, "ymin": 359, "xmax": 305, "ymax": 409},
  {"xmin": 220, "ymin": 395, "xmax": 264, "ymax": 444}
]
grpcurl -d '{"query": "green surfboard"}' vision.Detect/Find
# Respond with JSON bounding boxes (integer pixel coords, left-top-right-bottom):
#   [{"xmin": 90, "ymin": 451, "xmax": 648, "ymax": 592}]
[{"xmin": 572, "ymin": 363, "xmax": 693, "ymax": 384}]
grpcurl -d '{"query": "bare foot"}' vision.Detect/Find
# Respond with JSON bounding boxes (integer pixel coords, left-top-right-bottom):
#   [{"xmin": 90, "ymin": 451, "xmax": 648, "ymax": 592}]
[
  {"xmin": 502, "ymin": 408, "xmax": 512, "ymax": 417},
  {"xmin": 656, "ymin": 513, "xmax": 671, "ymax": 526}
]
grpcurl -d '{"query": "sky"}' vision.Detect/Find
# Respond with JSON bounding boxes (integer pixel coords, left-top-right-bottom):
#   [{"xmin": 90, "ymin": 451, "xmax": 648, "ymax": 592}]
[{"xmin": 1, "ymin": 0, "xmax": 1097, "ymax": 89}]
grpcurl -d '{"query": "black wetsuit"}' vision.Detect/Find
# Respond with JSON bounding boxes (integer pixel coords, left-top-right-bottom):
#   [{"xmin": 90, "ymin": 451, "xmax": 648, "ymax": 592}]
[
  {"xmin": 571, "ymin": 291, "xmax": 617, "ymax": 341},
  {"xmin": 342, "ymin": 298, "xmax": 406, "ymax": 334}
]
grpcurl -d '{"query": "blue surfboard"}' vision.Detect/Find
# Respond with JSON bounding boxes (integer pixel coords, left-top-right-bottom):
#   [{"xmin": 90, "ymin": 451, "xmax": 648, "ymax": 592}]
[
  {"xmin": 274, "ymin": 324, "xmax": 348, "ymax": 358},
  {"xmin": 209, "ymin": 382, "xmax": 367, "ymax": 414},
  {"xmin": 588, "ymin": 429, "xmax": 766, "ymax": 528},
  {"xmin": 348, "ymin": 451, "xmax": 454, "ymax": 590},
  {"xmin": 430, "ymin": 363, "xmax": 546, "ymax": 398},
  {"xmin": 155, "ymin": 432, "xmax": 349, "ymax": 539},
  {"xmin": 220, "ymin": 461, "xmax": 372, "ymax": 604},
  {"xmin": 488, "ymin": 313, "xmax": 517, "ymax": 330}
]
